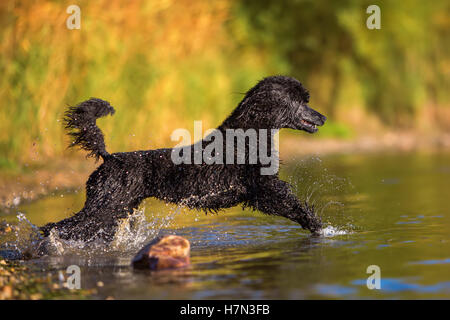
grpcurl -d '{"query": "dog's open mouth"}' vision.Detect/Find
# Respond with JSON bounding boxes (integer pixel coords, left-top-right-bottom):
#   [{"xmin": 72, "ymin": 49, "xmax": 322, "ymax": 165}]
[{"xmin": 300, "ymin": 119, "xmax": 319, "ymax": 133}]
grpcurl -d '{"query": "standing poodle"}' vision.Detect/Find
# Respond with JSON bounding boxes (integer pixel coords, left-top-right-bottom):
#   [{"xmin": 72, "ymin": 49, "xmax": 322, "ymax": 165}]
[{"xmin": 40, "ymin": 76, "xmax": 327, "ymax": 242}]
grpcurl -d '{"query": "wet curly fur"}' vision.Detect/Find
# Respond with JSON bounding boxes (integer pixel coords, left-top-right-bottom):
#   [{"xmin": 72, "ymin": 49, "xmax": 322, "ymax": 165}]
[{"xmin": 40, "ymin": 76, "xmax": 327, "ymax": 242}]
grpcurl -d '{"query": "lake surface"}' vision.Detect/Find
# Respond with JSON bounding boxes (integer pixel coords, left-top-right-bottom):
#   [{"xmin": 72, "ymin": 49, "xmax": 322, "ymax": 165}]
[{"xmin": 1, "ymin": 151, "xmax": 450, "ymax": 299}]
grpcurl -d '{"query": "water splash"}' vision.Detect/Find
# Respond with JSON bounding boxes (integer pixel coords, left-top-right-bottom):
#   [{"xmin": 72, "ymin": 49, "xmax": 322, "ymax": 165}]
[
  {"xmin": 317, "ymin": 225, "xmax": 350, "ymax": 237},
  {"xmin": 2, "ymin": 212, "xmax": 44, "ymax": 259},
  {"xmin": 1, "ymin": 204, "xmax": 185, "ymax": 259},
  {"xmin": 110, "ymin": 206, "xmax": 178, "ymax": 252},
  {"xmin": 287, "ymin": 156, "xmax": 356, "ymax": 232}
]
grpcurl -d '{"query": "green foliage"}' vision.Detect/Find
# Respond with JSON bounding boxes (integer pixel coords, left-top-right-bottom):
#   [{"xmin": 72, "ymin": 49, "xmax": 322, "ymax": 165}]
[
  {"xmin": 0, "ymin": 157, "xmax": 19, "ymax": 171},
  {"xmin": 236, "ymin": 0, "xmax": 450, "ymax": 123},
  {"xmin": 316, "ymin": 121, "xmax": 354, "ymax": 139}
]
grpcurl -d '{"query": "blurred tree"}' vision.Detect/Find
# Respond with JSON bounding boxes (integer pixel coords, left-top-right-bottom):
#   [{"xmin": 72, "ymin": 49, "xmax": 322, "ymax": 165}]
[{"xmin": 235, "ymin": 0, "xmax": 450, "ymax": 125}]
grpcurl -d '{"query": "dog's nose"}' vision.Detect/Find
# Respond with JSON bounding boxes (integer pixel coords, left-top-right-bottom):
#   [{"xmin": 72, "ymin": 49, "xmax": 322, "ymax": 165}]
[{"xmin": 313, "ymin": 111, "xmax": 326, "ymax": 125}]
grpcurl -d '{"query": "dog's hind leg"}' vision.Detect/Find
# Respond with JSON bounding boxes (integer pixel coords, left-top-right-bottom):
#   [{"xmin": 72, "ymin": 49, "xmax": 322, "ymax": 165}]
[
  {"xmin": 40, "ymin": 162, "xmax": 148, "ymax": 242},
  {"xmin": 40, "ymin": 196, "xmax": 145, "ymax": 242},
  {"xmin": 40, "ymin": 208, "xmax": 118, "ymax": 242},
  {"xmin": 247, "ymin": 177, "xmax": 323, "ymax": 234}
]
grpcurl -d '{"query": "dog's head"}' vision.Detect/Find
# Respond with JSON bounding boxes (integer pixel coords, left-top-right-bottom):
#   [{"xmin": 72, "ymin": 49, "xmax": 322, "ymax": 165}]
[{"xmin": 227, "ymin": 76, "xmax": 326, "ymax": 133}]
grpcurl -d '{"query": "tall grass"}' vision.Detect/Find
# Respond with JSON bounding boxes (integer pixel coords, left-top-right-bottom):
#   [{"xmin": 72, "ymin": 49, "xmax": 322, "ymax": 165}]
[{"xmin": 0, "ymin": 0, "xmax": 271, "ymax": 165}]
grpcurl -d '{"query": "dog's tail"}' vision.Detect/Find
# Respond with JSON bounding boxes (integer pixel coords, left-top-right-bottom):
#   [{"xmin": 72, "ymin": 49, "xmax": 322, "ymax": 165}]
[{"xmin": 64, "ymin": 98, "xmax": 115, "ymax": 160}]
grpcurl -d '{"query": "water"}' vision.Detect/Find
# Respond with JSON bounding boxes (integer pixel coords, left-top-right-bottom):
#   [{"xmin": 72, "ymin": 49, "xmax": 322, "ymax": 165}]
[{"xmin": 1, "ymin": 151, "xmax": 450, "ymax": 299}]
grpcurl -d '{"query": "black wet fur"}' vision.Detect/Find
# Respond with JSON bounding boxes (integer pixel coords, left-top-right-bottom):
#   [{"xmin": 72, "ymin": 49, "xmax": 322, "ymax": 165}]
[{"xmin": 40, "ymin": 76, "xmax": 327, "ymax": 243}]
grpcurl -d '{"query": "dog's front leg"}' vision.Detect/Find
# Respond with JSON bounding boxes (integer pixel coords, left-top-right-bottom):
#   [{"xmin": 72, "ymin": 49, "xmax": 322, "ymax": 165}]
[{"xmin": 249, "ymin": 177, "xmax": 322, "ymax": 234}]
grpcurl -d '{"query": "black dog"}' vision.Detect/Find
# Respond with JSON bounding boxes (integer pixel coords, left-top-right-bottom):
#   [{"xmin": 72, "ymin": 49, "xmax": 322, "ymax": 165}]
[{"xmin": 40, "ymin": 76, "xmax": 326, "ymax": 242}]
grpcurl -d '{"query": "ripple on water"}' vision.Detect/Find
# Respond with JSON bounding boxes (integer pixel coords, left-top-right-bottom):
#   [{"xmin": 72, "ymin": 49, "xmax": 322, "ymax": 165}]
[
  {"xmin": 410, "ymin": 258, "xmax": 450, "ymax": 265},
  {"xmin": 352, "ymin": 278, "xmax": 450, "ymax": 294}
]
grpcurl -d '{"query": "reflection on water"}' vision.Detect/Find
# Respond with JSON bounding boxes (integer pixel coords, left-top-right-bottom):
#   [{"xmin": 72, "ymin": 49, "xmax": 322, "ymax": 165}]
[{"xmin": 1, "ymin": 151, "xmax": 450, "ymax": 299}]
